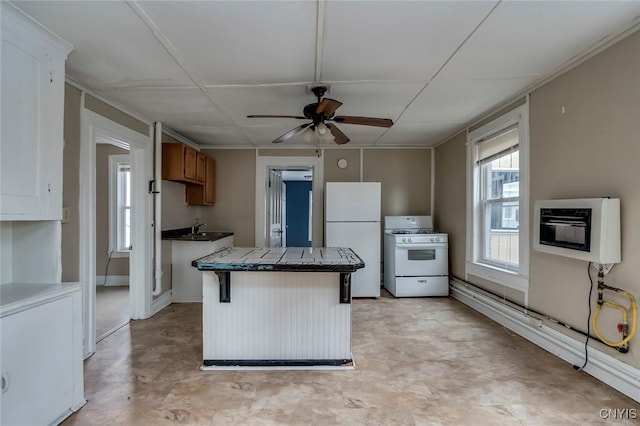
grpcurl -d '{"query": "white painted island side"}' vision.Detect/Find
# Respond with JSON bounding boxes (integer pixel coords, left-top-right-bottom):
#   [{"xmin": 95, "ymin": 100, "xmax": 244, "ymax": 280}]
[
  {"xmin": 193, "ymin": 247, "xmax": 365, "ymax": 369},
  {"xmin": 166, "ymin": 233, "xmax": 233, "ymax": 302}
]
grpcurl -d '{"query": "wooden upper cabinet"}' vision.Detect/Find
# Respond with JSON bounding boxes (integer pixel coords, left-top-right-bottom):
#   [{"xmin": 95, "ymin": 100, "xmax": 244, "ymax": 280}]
[
  {"xmin": 196, "ymin": 152, "xmax": 206, "ymax": 184},
  {"xmin": 186, "ymin": 156, "xmax": 216, "ymax": 206},
  {"xmin": 162, "ymin": 143, "xmax": 203, "ymax": 185}
]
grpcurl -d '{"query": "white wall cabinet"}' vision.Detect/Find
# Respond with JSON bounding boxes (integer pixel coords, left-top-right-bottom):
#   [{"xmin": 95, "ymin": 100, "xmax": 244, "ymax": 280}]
[
  {"xmin": 1, "ymin": 283, "xmax": 85, "ymax": 425},
  {"xmin": 0, "ymin": 4, "xmax": 72, "ymax": 220}
]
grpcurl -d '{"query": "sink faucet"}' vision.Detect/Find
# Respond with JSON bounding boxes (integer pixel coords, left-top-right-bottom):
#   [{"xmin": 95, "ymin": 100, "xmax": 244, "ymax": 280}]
[{"xmin": 191, "ymin": 219, "xmax": 206, "ymax": 235}]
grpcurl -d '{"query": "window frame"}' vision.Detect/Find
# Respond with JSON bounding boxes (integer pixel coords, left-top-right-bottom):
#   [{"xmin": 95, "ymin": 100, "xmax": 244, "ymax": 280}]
[
  {"xmin": 466, "ymin": 104, "xmax": 529, "ymax": 292},
  {"xmin": 108, "ymin": 154, "xmax": 131, "ymax": 258}
]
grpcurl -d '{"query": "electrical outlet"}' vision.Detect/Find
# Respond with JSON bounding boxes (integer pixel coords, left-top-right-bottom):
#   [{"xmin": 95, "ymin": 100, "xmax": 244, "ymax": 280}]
[
  {"xmin": 62, "ymin": 207, "xmax": 70, "ymax": 223},
  {"xmin": 528, "ymin": 317, "xmax": 543, "ymax": 327}
]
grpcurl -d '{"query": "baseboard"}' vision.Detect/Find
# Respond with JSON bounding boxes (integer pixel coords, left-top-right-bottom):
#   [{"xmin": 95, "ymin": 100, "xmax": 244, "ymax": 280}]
[
  {"xmin": 450, "ymin": 279, "xmax": 640, "ymax": 403},
  {"xmin": 95, "ymin": 275, "xmax": 129, "ymax": 286},
  {"xmin": 171, "ymin": 296, "xmax": 203, "ymax": 303},
  {"xmin": 151, "ymin": 290, "xmax": 172, "ymax": 317}
]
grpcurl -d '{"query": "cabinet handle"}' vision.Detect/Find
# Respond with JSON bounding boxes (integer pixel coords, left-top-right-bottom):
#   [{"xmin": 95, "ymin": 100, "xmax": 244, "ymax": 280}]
[
  {"xmin": 418, "ymin": 280, "xmax": 427, "ymax": 283},
  {"xmin": 1, "ymin": 372, "xmax": 9, "ymax": 393}
]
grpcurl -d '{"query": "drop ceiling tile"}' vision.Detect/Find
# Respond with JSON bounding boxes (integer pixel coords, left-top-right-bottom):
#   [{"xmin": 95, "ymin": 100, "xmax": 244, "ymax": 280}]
[
  {"xmin": 138, "ymin": 1, "xmax": 317, "ymax": 85},
  {"xmin": 441, "ymin": 1, "xmax": 640, "ymax": 79},
  {"xmin": 326, "ymin": 82, "xmax": 425, "ymax": 121},
  {"xmin": 171, "ymin": 125, "xmax": 249, "ymax": 147},
  {"xmin": 14, "ymin": 1, "xmax": 193, "ymax": 88},
  {"xmin": 207, "ymin": 85, "xmax": 312, "ymax": 126},
  {"xmin": 321, "ymin": 1, "xmax": 498, "ymax": 81},
  {"xmin": 325, "ymin": 125, "xmax": 387, "ymax": 146},
  {"xmin": 103, "ymin": 88, "xmax": 233, "ymax": 127},
  {"xmin": 399, "ymin": 77, "xmax": 538, "ymax": 124},
  {"xmin": 377, "ymin": 122, "xmax": 466, "ymax": 147},
  {"xmin": 243, "ymin": 125, "xmax": 315, "ymax": 147}
]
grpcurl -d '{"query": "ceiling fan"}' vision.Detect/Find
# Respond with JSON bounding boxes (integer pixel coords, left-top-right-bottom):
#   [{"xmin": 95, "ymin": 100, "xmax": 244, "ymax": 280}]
[{"xmin": 247, "ymin": 85, "xmax": 393, "ymax": 145}]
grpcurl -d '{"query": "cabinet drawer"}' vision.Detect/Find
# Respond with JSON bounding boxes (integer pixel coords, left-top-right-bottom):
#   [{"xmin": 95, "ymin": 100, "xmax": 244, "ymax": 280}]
[{"xmin": 394, "ymin": 276, "xmax": 449, "ymax": 297}]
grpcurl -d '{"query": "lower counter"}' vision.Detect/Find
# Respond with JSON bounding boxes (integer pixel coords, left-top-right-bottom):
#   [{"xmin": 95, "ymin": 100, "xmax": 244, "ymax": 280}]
[
  {"xmin": 194, "ymin": 247, "xmax": 364, "ymax": 369},
  {"xmin": 202, "ymin": 270, "xmax": 352, "ymax": 368}
]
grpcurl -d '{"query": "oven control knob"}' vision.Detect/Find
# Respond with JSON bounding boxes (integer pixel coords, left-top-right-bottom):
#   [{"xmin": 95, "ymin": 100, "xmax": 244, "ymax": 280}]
[
  {"xmin": 408, "ymin": 238, "xmax": 412, "ymax": 243},
  {"xmin": 402, "ymin": 238, "xmax": 407, "ymax": 243},
  {"xmin": 430, "ymin": 237, "xmax": 435, "ymax": 242}
]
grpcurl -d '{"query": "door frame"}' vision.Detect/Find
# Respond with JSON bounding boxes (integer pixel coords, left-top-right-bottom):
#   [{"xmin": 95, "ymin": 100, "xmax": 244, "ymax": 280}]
[
  {"xmin": 79, "ymin": 106, "xmax": 153, "ymax": 357},
  {"xmin": 255, "ymin": 155, "xmax": 324, "ymax": 247}
]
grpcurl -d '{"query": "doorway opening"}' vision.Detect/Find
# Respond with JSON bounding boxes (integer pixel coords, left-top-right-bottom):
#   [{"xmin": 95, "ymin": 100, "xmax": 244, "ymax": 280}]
[
  {"xmin": 268, "ymin": 168, "xmax": 313, "ymax": 248},
  {"xmin": 95, "ymin": 145, "xmax": 130, "ymax": 341},
  {"xmin": 255, "ymin": 155, "xmax": 324, "ymax": 248},
  {"xmin": 80, "ymin": 107, "xmax": 153, "ymax": 357}
]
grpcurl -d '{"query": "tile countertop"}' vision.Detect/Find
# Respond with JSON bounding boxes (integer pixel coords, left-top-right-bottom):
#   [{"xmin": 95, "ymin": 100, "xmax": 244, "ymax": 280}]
[
  {"xmin": 192, "ymin": 246, "xmax": 365, "ymax": 273},
  {"xmin": 161, "ymin": 227, "xmax": 233, "ymax": 242}
]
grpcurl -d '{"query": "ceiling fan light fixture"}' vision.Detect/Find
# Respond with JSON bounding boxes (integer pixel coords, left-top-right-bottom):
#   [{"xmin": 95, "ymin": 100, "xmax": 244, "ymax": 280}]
[
  {"xmin": 316, "ymin": 122, "xmax": 329, "ymax": 135},
  {"xmin": 301, "ymin": 126, "xmax": 315, "ymax": 142},
  {"xmin": 318, "ymin": 128, "xmax": 335, "ymax": 143}
]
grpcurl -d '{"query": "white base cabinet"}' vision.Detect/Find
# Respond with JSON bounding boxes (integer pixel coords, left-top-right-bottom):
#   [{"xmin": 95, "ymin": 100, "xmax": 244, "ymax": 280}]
[
  {"xmin": 1, "ymin": 283, "xmax": 85, "ymax": 425},
  {"xmin": 171, "ymin": 236, "xmax": 233, "ymax": 303}
]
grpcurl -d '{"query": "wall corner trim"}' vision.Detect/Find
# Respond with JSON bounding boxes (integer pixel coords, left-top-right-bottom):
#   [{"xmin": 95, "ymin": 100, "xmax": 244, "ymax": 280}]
[{"xmin": 450, "ymin": 280, "xmax": 640, "ymax": 403}]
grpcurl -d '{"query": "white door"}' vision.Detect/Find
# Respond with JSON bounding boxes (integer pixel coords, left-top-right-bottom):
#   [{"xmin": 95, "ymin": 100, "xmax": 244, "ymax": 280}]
[
  {"xmin": 326, "ymin": 221, "xmax": 381, "ymax": 298},
  {"xmin": 268, "ymin": 169, "xmax": 283, "ymax": 247}
]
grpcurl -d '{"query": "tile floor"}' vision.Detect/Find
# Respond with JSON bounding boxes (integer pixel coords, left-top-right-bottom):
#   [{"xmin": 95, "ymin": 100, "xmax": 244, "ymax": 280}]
[
  {"xmin": 63, "ymin": 291, "xmax": 639, "ymax": 425},
  {"xmin": 95, "ymin": 285, "xmax": 130, "ymax": 340}
]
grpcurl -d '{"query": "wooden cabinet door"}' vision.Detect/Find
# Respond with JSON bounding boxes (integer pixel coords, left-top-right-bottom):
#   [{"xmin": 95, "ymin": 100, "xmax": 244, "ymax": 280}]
[
  {"xmin": 204, "ymin": 157, "xmax": 216, "ymax": 204},
  {"xmin": 183, "ymin": 146, "xmax": 198, "ymax": 181},
  {"xmin": 186, "ymin": 156, "xmax": 215, "ymax": 206},
  {"xmin": 196, "ymin": 152, "xmax": 206, "ymax": 184}
]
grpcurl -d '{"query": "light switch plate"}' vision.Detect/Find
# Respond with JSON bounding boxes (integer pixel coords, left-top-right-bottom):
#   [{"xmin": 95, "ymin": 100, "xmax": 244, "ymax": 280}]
[{"xmin": 62, "ymin": 207, "xmax": 70, "ymax": 223}]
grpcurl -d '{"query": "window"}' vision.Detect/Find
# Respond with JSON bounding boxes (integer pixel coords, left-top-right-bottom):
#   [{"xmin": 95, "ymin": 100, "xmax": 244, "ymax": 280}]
[
  {"xmin": 467, "ymin": 104, "xmax": 529, "ymax": 291},
  {"xmin": 109, "ymin": 154, "xmax": 131, "ymax": 256}
]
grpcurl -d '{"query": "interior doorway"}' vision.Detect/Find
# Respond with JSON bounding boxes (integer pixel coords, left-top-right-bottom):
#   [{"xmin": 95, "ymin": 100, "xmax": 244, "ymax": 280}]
[
  {"xmin": 95, "ymin": 144, "xmax": 130, "ymax": 341},
  {"xmin": 255, "ymin": 155, "xmax": 324, "ymax": 248},
  {"xmin": 80, "ymin": 107, "xmax": 153, "ymax": 357},
  {"xmin": 281, "ymin": 169, "xmax": 313, "ymax": 247}
]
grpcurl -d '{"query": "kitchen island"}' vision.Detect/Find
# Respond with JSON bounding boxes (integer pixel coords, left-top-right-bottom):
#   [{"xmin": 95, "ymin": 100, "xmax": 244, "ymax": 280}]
[{"xmin": 192, "ymin": 246, "xmax": 364, "ymax": 369}]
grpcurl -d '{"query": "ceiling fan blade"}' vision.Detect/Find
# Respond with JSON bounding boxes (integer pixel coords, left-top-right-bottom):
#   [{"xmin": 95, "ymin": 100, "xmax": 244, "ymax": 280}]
[
  {"xmin": 333, "ymin": 116, "xmax": 393, "ymax": 128},
  {"xmin": 315, "ymin": 98, "xmax": 343, "ymax": 117},
  {"xmin": 326, "ymin": 123, "xmax": 350, "ymax": 145},
  {"xmin": 248, "ymin": 114, "xmax": 306, "ymax": 120},
  {"xmin": 272, "ymin": 123, "xmax": 312, "ymax": 144}
]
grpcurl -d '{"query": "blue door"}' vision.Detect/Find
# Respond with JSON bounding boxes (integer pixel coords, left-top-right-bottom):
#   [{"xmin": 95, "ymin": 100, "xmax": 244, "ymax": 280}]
[{"xmin": 284, "ymin": 181, "xmax": 312, "ymax": 247}]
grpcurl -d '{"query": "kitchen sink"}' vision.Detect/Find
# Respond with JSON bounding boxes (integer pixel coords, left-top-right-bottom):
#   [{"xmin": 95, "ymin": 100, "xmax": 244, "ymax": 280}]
[{"xmin": 161, "ymin": 227, "xmax": 233, "ymax": 242}]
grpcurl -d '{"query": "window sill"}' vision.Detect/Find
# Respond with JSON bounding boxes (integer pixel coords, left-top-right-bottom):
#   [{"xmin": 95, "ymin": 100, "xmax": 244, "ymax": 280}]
[
  {"xmin": 110, "ymin": 251, "xmax": 130, "ymax": 259},
  {"xmin": 466, "ymin": 261, "xmax": 528, "ymax": 292}
]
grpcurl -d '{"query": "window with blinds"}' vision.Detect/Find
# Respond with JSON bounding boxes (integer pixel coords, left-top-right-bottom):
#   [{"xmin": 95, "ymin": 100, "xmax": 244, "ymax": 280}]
[
  {"xmin": 466, "ymin": 102, "xmax": 529, "ymax": 291},
  {"xmin": 477, "ymin": 126, "xmax": 520, "ymax": 269},
  {"xmin": 109, "ymin": 154, "xmax": 131, "ymax": 255},
  {"xmin": 116, "ymin": 162, "xmax": 131, "ymax": 253}
]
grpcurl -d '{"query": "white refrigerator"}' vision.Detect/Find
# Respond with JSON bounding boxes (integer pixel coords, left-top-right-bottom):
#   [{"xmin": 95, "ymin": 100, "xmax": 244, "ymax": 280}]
[{"xmin": 325, "ymin": 182, "xmax": 381, "ymax": 298}]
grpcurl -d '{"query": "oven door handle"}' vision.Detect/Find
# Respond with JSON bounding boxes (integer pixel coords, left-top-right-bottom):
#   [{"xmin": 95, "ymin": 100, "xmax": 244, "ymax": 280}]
[{"xmin": 395, "ymin": 243, "xmax": 447, "ymax": 250}]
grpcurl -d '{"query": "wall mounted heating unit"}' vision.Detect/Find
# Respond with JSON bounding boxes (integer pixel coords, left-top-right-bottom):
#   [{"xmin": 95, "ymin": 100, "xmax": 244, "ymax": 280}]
[{"xmin": 533, "ymin": 198, "xmax": 620, "ymax": 263}]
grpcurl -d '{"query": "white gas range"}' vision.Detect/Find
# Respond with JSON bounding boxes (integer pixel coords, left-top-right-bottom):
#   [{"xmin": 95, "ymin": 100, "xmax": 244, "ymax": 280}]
[{"xmin": 383, "ymin": 216, "xmax": 449, "ymax": 297}]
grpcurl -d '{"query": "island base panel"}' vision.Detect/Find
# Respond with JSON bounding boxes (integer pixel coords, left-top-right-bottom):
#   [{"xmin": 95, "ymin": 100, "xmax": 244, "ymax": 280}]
[
  {"xmin": 202, "ymin": 358, "xmax": 352, "ymax": 367},
  {"xmin": 203, "ymin": 271, "xmax": 351, "ymax": 362}
]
